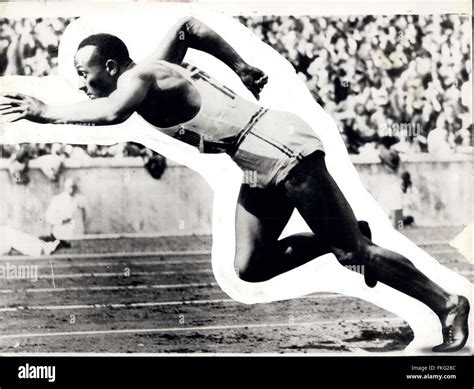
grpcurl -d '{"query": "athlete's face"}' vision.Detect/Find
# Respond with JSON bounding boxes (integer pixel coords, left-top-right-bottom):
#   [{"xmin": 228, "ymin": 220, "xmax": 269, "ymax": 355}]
[{"xmin": 74, "ymin": 46, "xmax": 118, "ymax": 99}]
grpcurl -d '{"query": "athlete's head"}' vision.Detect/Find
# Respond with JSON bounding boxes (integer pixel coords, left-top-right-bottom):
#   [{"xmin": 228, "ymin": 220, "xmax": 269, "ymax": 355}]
[{"xmin": 74, "ymin": 33, "xmax": 131, "ymax": 99}]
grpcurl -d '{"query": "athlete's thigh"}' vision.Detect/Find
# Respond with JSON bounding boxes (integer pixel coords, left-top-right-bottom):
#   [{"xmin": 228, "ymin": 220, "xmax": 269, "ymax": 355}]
[
  {"xmin": 283, "ymin": 151, "xmax": 364, "ymax": 252},
  {"xmin": 234, "ymin": 183, "xmax": 293, "ymax": 274}
]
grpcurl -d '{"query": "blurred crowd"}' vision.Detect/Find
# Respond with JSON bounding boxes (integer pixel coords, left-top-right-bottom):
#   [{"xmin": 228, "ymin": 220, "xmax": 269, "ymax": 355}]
[
  {"xmin": 239, "ymin": 15, "xmax": 472, "ymax": 155},
  {"xmin": 0, "ymin": 18, "xmax": 74, "ymax": 76},
  {"xmin": 1, "ymin": 15, "xmax": 472, "ymax": 160},
  {"xmin": 0, "ymin": 142, "xmax": 147, "ymax": 161},
  {"xmin": 1, "ymin": 142, "xmax": 167, "ymax": 184}
]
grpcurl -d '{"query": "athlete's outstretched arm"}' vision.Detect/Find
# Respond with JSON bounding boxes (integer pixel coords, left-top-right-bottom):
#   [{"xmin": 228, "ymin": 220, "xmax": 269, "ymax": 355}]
[
  {"xmin": 152, "ymin": 17, "xmax": 267, "ymax": 99},
  {"xmin": 0, "ymin": 70, "xmax": 153, "ymax": 125}
]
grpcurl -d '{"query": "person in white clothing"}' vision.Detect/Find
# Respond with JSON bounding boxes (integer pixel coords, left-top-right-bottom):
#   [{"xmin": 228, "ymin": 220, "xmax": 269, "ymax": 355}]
[
  {"xmin": 45, "ymin": 177, "xmax": 87, "ymax": 242},
  {"xmin": 0, "ymin": 226, "xmax": 59, "ymax": 256}
]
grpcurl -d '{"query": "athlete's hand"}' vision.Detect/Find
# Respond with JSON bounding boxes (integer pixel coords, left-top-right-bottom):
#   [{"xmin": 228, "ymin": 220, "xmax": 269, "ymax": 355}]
[
  {"xmin": 0, "ymin": 93, "xmax": 48, "ymax": 123},
  {"xmin": 236, "ymin": 64, "xmax": 268, "ymax": 100}
]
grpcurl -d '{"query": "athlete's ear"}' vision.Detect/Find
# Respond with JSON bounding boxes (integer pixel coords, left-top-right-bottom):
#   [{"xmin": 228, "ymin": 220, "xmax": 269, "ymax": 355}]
[{"xmin": 105, "ymin": 59, "xmax": 119, "ymax": 76}]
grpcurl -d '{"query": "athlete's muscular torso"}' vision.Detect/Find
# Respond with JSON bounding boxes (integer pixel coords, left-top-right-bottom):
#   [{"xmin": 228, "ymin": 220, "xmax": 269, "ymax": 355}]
[{"xmin": 121, "ymin": 59, "xmax": 263, "ymax": 148}]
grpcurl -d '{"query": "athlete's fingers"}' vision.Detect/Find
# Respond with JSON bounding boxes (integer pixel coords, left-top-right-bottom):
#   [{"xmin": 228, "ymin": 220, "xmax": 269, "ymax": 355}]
[
  {"xmin": 258, "ymin": 74, "xmax": 268, "ymax": 83},
  {"xmin": 0, "ymin": 106, "xmax": 24, "ymax": 115},
  {"xmin": 255, "ymin": 77, "xmax": 268, "ymax": 89},
  {"xmin": 254, "ymin": 82, "xmax": 265, "ymax": 97},
  {"xmin": 251, "ymin": 88, "xmax": 260, "ymax": 100},
  {"xmin": 248, "ymin": 87, "xmax": 258, "ymax": 99},
  {"xmin": 0, "ymin": 97, "xmax": 23, "ymax": 106},
  {"xmin": 1, "ymin": 93, "xmax": 26, "ymax": 100},
  {"xmin": 3, "ymin": 111, "xmax": 26, "ymax": 123},
  {"xmin": 0, "ymin": 102, "xmax": 23, "ymax": 110},
  {"xmin": 242, "ymin": 79, "xmax": 259, "ymax": 99},
  {"xmin": 254, "ymin": 68, "xmax": 266, "ymax": 77},
  {"xmin": 243, "ymin": 72, "xmax": 266, "ymax": 99},
  {"xmin": 252, "ymin": 77, "xmax": 268, "ymax": 98}
]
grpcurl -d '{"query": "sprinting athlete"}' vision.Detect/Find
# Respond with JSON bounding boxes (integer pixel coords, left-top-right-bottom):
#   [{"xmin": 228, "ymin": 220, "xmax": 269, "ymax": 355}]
[{"xmin": 0, "ymin": 17, "xmax": 469, "ymax": 352}]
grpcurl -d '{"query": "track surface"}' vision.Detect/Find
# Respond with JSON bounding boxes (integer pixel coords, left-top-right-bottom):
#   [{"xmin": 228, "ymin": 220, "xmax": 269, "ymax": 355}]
[{"xmin": 0, "ymin": 227, "xmax": 471, "ymax": 354}]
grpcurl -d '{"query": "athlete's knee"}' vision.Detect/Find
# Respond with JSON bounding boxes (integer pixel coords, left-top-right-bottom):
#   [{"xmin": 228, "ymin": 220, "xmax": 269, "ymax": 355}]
[
  {"xmin": 234, "ymin": 249, "xmax": 257, "ymax": 282},
  {"xmin": 332, "ymin": 239, "xmax": 373, "ymax": 267},
  {"xmin": 234, "ymin": 260, "xmax": 251, "ymax": 281},
  {"xmin": 235, "ymin": 260, "xmax": 264, "ymax": 282},
  {"xmin": 234, "ymin": 248, "xmax": 271, "ymax": 282}
]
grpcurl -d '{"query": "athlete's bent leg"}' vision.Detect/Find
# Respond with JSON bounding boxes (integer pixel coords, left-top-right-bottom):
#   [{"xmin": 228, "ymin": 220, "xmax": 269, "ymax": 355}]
[
  {"xmin": 234, "ymin": 183, "xmax": 294, "ymax": 282},
  {"xmin": 235, "ymin": 183, "xmax": 374, "ymax": 282},
  {"xmin": 282, "ymin": 151, "xmax": 469, "ymax": 352},
  {"xmin": 235, "ymin": 183, "xmax": 337, "ymax": 282}
]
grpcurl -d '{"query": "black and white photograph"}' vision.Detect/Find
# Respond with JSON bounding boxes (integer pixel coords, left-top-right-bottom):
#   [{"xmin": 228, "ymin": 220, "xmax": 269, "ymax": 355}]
[{"xmin": 0, "ymin": 1, "xmax": 472, "ymax": 386}]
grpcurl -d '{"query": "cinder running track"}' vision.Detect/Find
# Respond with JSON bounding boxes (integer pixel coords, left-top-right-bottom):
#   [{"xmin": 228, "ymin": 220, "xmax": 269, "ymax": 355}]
[{"xmin": 0, "ymin": 227, "xmax": 471, "ymax": 353}]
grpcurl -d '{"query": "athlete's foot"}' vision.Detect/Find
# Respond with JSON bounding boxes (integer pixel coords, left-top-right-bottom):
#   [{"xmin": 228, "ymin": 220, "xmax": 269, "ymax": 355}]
[{"xmin": 432, "ymin": 295, "xmax": 470, "ymax": 352}]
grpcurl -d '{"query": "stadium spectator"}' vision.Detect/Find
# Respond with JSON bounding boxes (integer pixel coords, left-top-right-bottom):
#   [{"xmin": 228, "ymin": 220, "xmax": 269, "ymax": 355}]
[
  {"xmin": 400, "ymin": 171, "xmax": 417, "ymax": 227},
  {"xmin": 427, "ymin": 120, "xmax": 454, "ymax": 156},
  {"xmin": 377, "ymin": 140, "xmax": 403, "ymax": 227},
  {"xmin": 45, "ymin": 177, "xmax": 87, "ymax": 244},
  {"xmin": 35, "ymin": 142, "xmax": 66, "ymax": 181},
  {"xmin": 7, "ymin": 143, "xmax": 34, "ymax": 184},
  {"xmin": 63, "ymin": 144, "xmax": 91, "ymax": 161}
]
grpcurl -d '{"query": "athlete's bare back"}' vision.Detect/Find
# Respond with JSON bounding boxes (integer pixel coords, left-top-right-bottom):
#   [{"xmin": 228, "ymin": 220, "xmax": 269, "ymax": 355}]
[{"xmin": 128, "ymin": 60, "xmax": 202, "ymax": 128}]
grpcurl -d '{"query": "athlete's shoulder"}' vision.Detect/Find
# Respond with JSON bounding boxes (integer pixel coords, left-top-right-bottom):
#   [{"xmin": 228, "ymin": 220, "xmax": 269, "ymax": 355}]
[
  {"xmin": 133, "ymin": 59, "xmax": 182, "ymax": 81},
  {"xmin": 120, "ymin": 63, "xmax": 154, "ymax": 81},
  {"xmin": 115, "ymin": 63, "xmax": 158, "ymax": 91}
]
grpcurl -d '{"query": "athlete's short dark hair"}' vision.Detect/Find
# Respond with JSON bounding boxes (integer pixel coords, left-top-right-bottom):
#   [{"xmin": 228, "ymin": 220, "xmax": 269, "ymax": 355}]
[{"xmin": 77, "ymin": 33, "xmax": 130, "ymax": 66}]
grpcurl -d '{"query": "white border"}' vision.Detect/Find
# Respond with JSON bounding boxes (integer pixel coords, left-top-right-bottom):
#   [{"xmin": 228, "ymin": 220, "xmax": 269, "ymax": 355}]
[{"xmin": 0, "ymin": 0, "xmax": 472, "ymax": 357}]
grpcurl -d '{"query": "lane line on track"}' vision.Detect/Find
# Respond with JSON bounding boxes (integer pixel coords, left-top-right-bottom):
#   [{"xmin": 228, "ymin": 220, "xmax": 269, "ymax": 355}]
[
  {"xmin": 0, "ymin": 298, "xmax": 235, "ymax": 312},
  {"xmin": 0, "ymin": 250, "xmax": 211, "ymax": 262},
  {"xmin": 0, "ymin": 269, "xmax": 214, "ymax": 281},
  {"xmin": 0, "ymin": 246, "xmax": 459, "ymax": 263},
  {"xmin": 0, "ymin": 316, "xmax": 404, "ymax": 341},
  {"xmin": 0, "ymin": 293, "xmax": 374, "ymax": 313},
  {"xmin": 0, "ymin": 282, "xmax": 219, "ymax": 294},
  {"xmin": 0, "ymin": 266, "xmax": 470, "ymax": 293},
  {"xmin": 0, "ymin": 248, "xmax": 462, "ymax": 268},
  {"xmin": 1, "ymin": 267, "xmax": 470, "ymax": 284},
  {"xmin": 14, "ymin": 259, "xmax": 211, "ymax": 269}
]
